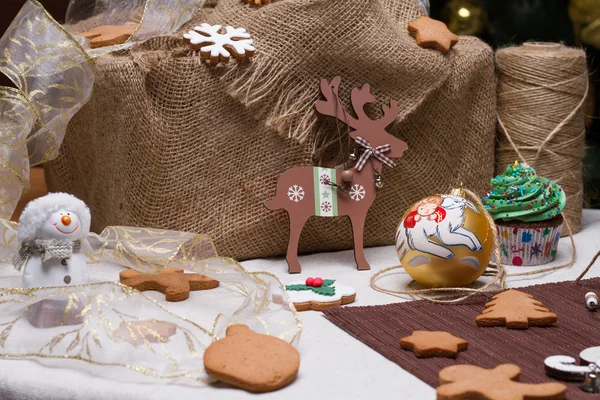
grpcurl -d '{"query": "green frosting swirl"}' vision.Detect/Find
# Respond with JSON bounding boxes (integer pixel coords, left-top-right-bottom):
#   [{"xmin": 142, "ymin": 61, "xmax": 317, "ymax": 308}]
[{"xmin": 481, "ymin": 162, "xmax": 566, "ymax": 222}]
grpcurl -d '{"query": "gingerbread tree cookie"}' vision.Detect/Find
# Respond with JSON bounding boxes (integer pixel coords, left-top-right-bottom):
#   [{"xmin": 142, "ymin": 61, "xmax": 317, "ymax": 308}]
[
  {"xmin": 475, "ymin": 289, "xmax": 557, "ymax": 329},
  {"xmin": 204, "ymin": 324, "xmax": 300, "ymax": 392},
  {"xmin": 119, "ymin": 266, "xmax": 219, "ymax": 302},
  {"xmin": 400, "ymin": 331, "xmax": 467, "ymax": 358},
  {"xmin": 437, "ymin": 364, "xmax": 566, "ymax": 400},
  {"xmin": 407, "ymin": 16, "xmax": 458, "ymax": 54}
]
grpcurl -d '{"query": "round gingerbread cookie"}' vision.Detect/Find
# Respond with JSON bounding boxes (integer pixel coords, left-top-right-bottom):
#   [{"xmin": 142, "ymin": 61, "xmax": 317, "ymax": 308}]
[{"xmin": 204, "ymin": 325, "xmax": 300, "ymax": 393}]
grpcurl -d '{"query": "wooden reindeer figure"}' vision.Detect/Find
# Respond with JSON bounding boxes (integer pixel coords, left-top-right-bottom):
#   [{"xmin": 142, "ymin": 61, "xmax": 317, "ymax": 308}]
[{"xmin": 265, "ymin": 77, "xmax": 408, "ymax": 273}]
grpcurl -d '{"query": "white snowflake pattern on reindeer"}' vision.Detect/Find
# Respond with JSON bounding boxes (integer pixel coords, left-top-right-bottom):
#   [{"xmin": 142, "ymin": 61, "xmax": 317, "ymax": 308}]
[
  {"xmin": 287, "ymin": 185, "xmax": 305, "ymax": 202},
  {"xmin": 349, "ymin": 184, "xmax": 366, "ymax": 202}
]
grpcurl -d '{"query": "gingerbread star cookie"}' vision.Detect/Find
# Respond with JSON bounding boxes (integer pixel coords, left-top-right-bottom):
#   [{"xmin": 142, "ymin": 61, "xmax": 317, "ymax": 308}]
[
  {"xmin": 407, "ymin": 16, "xmax": 458, "ymax": 54},
  {"xmin": 437, "ymin": 364, "xmax": 566, "ymax": 400},
  {"xmin": 77, "ymin": 24, "xmax": 137, "ymax": 49},
  {"xmin": 119, "ymin": 266, "xmax": 219, "ymax": 302},
  {"xmin": 475, "ymin": 289, "xmax": 557, "ymax": 329},
  {"xmin": 400, "ymin": 331, "xmax": 468, "ymax": 358},
  {"xmin": 242, "ymin": 0, "xmax": 271, "ymax": 6}
]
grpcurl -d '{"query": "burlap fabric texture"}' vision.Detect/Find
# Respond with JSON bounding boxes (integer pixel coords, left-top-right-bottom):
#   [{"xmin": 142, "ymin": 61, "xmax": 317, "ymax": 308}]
[{"xmin": 45, "ymin": 0, "xmax": 497, "ymax": 261}]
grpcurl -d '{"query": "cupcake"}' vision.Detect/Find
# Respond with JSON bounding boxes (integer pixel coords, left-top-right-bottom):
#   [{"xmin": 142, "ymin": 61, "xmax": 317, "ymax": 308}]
[{"xmin": 481, "ymin": 161, "xmax": 566, "ymax": 266}]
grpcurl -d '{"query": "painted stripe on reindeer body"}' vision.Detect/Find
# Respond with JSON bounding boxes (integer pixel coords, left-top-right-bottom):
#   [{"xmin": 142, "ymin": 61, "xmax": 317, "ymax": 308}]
[{"xmin": 313, "ymin": 167, "xmax": 338, "ymax": 217}]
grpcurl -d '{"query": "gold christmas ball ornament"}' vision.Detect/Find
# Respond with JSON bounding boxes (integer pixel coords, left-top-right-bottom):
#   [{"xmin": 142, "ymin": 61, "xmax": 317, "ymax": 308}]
[{"xmin": 395, "ymin": 189, "xmax": 493, "ymax": 288}]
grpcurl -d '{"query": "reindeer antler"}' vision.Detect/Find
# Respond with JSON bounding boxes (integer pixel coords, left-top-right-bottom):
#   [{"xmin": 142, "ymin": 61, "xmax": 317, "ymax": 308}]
[
  {"xmin": 378, "ymin": 100, "xmax": 399, "ymax": 129},
  {"xmin": 350, "ymin": 84, "xmax": 376, "ymax": 122},
  {"xmin": 315, "ymin": 77, "xmax": 400, "ymax": 131},
  {"xmin": 315, "ymin": 77, "xmax": 358, "ymax": 129}
]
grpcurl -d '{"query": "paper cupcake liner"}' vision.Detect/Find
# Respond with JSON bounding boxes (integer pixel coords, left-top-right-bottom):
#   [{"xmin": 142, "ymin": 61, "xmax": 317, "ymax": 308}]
[{"xmin": 496, "ymin": 223, "xmax": 563, "ymax": 266}]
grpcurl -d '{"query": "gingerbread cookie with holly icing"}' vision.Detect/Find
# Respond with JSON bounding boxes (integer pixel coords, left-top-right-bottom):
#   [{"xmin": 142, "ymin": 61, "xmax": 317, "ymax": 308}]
[{"xmin": 273, "ymin": 278, "xmax": 356, "ymax": 311}]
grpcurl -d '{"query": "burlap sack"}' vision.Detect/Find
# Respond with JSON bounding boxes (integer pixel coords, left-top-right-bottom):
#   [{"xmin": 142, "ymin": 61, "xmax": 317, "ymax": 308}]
[{"xmin": 45, "ymin": 0, "xmax": 496, "ymax": 261}]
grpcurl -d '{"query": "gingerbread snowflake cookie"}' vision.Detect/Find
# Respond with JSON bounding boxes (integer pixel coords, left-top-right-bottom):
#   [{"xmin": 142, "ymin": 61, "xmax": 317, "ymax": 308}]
[
  {"xmin": 273, "ymin": 278, "xmax": 356, "ymax": 311},
  {"xmin": 183, "ymin": 23, "xmax": 255, "ymax": 65}
]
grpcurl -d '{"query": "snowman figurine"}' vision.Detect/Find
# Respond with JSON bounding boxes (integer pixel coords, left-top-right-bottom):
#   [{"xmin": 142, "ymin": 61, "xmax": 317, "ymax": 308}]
[{"xmin": 14, "ymin": 193, "xmax": 91, "ymax": 288}]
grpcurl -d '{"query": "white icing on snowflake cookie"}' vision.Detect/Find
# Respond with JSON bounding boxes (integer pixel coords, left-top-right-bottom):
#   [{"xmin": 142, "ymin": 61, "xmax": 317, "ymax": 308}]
[
  {"xmin": 273, "ymin": 278, "xmax": 356, "ymax": 312},
  {"xmin": 183, "ymin": 23, "xmax": 255, "ymax": 65}
]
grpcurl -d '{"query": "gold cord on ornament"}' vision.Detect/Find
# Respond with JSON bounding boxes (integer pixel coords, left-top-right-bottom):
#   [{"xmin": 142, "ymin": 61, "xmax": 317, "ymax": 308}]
[{"xmin": 370, "ymin": 188, "xmax": 577, "ymax": 304}]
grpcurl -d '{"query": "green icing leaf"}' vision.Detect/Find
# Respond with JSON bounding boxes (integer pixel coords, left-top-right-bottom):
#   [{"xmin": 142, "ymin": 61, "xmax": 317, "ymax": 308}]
[
  {"xmin": 311, "ymin": 286, "xmax": 335, "ymax": 296},
  {"xmin": 286, "ymin": 280, "xmax": 337, "ymax": 296},
  {"xmin": 286, "ymin": 284, "xmax": 312, "ymax": 291}
]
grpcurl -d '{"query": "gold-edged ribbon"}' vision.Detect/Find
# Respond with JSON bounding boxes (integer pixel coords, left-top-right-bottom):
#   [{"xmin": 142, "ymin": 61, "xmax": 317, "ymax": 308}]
[
  {"xmin": 65, "ymin": 0, "xmax": 206, "ymax": 56},
  {"xmin": 0, "ymin": 0, "xmax": 301, "ymax": 386}
]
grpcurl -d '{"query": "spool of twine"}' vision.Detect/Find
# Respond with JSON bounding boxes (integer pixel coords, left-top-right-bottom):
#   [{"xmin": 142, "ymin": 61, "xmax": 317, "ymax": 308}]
[{"xmin": 496, "ymin": 43, "xmax": 588, "ymax": 234}]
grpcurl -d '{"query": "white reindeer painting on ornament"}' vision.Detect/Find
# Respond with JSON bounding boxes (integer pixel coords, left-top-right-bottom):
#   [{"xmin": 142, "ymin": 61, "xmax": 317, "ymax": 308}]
[{"xmin": 397, "ymin": 195, "xmax": 483, "ymax": 261}]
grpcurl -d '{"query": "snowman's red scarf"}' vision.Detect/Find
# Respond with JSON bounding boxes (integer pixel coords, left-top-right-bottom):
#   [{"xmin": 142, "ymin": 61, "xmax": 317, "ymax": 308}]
[{"xmin": 13, "ymin": 239, "xmax": 82, "ymax": 271}]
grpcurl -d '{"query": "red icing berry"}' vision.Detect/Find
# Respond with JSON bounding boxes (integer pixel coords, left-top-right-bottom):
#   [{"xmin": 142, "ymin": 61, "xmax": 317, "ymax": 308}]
[
  {"xmin": 305, "ymin": 277, "xmax": 314, "ymax": 286},
  {"xmin": 313, "ymin": 277, "xmax": 324, "ymax": 287}
]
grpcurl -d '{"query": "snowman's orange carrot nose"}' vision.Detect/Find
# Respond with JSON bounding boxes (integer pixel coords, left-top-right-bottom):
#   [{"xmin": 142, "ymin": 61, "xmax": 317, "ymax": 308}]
[{"xmin": 61, "ymin": 215, "xmax": 72, "ymax": 226}]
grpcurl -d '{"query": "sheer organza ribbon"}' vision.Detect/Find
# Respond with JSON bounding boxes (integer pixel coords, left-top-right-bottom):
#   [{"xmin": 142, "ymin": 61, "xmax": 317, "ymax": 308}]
[
  {"xmin": 65, "ymin": 0, "xmax": 205, "ymax": 56},
  {"xmin": 0, "ymin": 0, "xmax": 300, "ymax": 387}
]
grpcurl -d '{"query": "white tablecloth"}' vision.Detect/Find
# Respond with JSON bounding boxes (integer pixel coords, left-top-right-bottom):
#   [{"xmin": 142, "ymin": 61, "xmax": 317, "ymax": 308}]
[{"xmin": 1, "ymin": 210, "xmax": 599, "ymax": 400}]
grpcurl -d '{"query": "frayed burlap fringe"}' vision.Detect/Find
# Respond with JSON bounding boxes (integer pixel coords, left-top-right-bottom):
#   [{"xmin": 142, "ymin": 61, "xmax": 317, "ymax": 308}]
[{"xmin": 224, "ymin": 56, "xmax": 321, "ymax": 144}]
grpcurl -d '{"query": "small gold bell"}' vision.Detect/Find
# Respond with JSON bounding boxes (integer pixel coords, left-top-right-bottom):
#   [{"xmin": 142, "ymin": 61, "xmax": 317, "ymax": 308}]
[
  {"xmin": 349, "ymin": 150, "xmax": 358, "ymax": 161},
  {"xmin": 375, "ymin": 175, "xmax": 384, "ymax": 189}
]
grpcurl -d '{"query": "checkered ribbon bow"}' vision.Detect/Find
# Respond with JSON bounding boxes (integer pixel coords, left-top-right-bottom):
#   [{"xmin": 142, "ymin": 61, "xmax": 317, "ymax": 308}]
[{"xmin": 354, "ymin": 136, "xmax": 396, "ymax": 171}]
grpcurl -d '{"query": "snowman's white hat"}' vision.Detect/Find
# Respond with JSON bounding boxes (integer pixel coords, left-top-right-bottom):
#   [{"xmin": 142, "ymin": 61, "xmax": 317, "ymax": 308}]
[{"xmin": 17, "ymin": 192, "xmax": 91, "ymax": 244}]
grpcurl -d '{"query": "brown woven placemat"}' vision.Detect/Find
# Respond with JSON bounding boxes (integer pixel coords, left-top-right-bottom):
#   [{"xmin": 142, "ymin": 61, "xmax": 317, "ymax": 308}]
[{"xmin": 323, "ymin": 278, "xmax": 600, "ymax": 399}]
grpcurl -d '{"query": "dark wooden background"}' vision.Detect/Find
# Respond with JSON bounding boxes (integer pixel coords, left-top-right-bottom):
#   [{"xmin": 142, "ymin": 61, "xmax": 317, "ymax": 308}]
[{"xmin": 1, "ymin": 0, "xmax": 69, "ymax": 87}]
